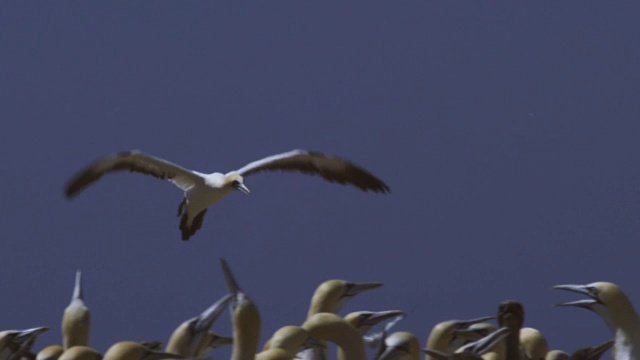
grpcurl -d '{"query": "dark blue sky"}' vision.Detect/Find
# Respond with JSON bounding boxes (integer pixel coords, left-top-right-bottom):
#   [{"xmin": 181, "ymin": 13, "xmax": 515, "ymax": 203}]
[{"xmin": 2, "ymin": 2, "xmax": 640, "ymax": 358}]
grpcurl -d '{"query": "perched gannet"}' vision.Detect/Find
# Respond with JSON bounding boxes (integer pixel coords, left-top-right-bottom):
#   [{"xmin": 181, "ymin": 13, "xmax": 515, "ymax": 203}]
[
  {"xmin": 165, "ymin": 294, "xmax": 233, "ymax": 357},
  {"xmin": 340, "ymin": 310, "xmax": 406, "ymax": 360},
  {"xmin": 65, "ymin": 149, "xmax": 390, "ymax": 240},
  {"xmin": 424, "ymin": 316, "xmax": 494, "ymax": 360},
  {"xmin": 424, "ymin": 327, "xmax": 511, "ymax": 360},
  {"xmin": 307, "ymin": 280, "xmax": 384, "ymax": 318},
  {"xmin": 345, "ymin": 311, "xmax": 407, "ymax": 336},
  {"xmin": 254, "ymin": 348, "xmax": 293, "ymax": 360},
  {"xmin": 103, "ymin": 341, "xmax": 182, "ymax": 360},
  {"xmin": 376, "ymin": 331, "xmax": 421, "ymax": 360},
  {"xmin": 37, "ymin": 345, "xmax": 65, "ymax": 360},
  {"xmin": 63, "ymin": 271, "xmax": 90, "ymax": 349},
  {"xmin": 545, "ymin": 350, "xmax": 570, "ymax": 360},
  {"xmin": 497, "ymin": 301, "xmax": 526, "ymax": 360},
  {"xmin": 0, "ymin": 326, "xmax": 49, "ymax": 360},
  {"xmin": 446, "ymin": 323, "xmax": 507, "ymax": 360},
  {"xmin": 58, "ymin": 346, "xmax": 102, "ymax": 360},
  {"xmin": 446, "ymin": 322, "xmax": 498, "ymax": 353},
  {"xmin": 220, "ymin": 258, "xmax": 261, "ymax": 360},
  {"xmin": 570, "ymin": 339, "xmax": 614, "ymax": 360},
  {"xmin": 554, "ymin": 282, "xmax": 640, "ymax": 360},
  {"xmin": 261, "ymin": 326, "xmax": 310, "ymax": 354},
  {"xmin": 448, "ymin": 323, "xmax": 497, "ymax": 353},
  {"xmin": 302, "ymin": 280, "xmax": 383, "ymax": 360},
  {"xmin": 519, "ymin": 328, "xmax": 548, "ymax": 360},
  {"xmin": 302, "ymin": 313, "xmax": 367, "ymax": 360}
]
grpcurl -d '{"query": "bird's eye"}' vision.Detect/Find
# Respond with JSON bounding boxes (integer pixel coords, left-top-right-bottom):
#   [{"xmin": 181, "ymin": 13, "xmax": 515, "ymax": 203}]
[{"xmin": 231, "ymin": 180, "xmax": 240, "ymax": 186}]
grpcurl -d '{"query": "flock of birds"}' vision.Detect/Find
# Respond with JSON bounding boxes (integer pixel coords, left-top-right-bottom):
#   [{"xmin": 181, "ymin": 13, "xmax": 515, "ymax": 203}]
[{"xmin": 3, "ymin": 149, "xmax": 638, "ymax": 360}]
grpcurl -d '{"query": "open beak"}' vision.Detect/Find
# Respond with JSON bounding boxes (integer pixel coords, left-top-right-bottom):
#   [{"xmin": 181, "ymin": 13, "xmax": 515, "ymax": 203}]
[{"xmin": 554, "ymin": 284, "xmax": 600, "ymax": 308}]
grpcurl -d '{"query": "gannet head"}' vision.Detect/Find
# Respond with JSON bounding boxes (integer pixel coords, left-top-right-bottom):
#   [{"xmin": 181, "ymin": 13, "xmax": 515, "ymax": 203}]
[
  {"xmin": 224, "ymin": 173, "xmax": 250, "ymax": 195},
  {"xmin": 346, "ymin": 310, "xmax": 406, "ymax": 331},
  {"xmin": 497, "ymin": 301, "xmax": 525, "ymax": 330}
]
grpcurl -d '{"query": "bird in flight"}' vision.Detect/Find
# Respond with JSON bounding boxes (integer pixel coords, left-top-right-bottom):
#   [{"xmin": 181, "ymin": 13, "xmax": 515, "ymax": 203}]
[{"xmin": 65, "ymin": 149, "xmax": 390, "ymax": 240}]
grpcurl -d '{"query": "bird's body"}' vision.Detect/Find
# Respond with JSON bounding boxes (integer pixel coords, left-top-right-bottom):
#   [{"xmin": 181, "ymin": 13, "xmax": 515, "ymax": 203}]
[
  {"xmin": 62, "ymin": 271, "xmax": 90, "ymax": 349},
  {"xmin": 497, "ymin": 301, "xmax": 525, "ymax": 360},
  {"xmin": 302, "ymin": 313, "xmax": 367, "ymax": 360},
  {"xmin": 165, "ymin": 294, "xmax": 232, "ymax": 357},
  {"xmin": 37, "ymin": 345, "xmax": 64, "ymax": 360},
  {"xmin": 65, "ymin": 150, "xmax": 389, "ymax": 240},
  {"xmin": 58, "ymin": 346, "xmax": 101, "ymax": 360},
  {"xmin": 519, "ymin": 328, "xmax": 548, "ymax": 360},
  {"xmin": 301, "ymin": 280, "xmax": 383, "ymax": 360},
  {"xmin": 103, "ymin": 341, "xmax": 181, "ymax": 360}
]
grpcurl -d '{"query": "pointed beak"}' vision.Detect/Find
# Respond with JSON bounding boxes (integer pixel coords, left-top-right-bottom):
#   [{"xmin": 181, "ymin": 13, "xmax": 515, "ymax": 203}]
[
  {"xmin": 462, "ymin": 327, "xmax": 511, "ymax": 356},
  {"xmin": 363, "ymin": 310, "xmax": 406, "ymax": 327},
  {"xmin": 554, "ymin": 284, "xmax": 600, "ymax": 308},
  {"xmin": 235, "ymin": 183, "xmax": 250, "ymax": 196},
  {"xmin": 458, "ymin": 316, "xmax": 495, "ymax": 327},
  {"xmin": 14, "ymin": 326, "xmax": 49, "ymax": 343},
  {"xmin": 193, "ymin": 294, "xmax": 233, "ymax": 332},
  {"xmin": 583, "ymin": 339, "xmax": 615, "ymax": 359},
  {"xmin": 345, "ymin": 282, "xmax": 384, "ymax": 297},
  {"xmin": 554, "ymin": 284, "xmax": 591, "ymax": 296}
]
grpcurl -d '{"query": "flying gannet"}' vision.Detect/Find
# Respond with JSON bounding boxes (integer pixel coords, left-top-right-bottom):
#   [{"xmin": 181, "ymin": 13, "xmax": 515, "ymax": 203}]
[
  {"xmin": 65, "ymin": 149, "xmax": 390, "ymax": 240},
  {"xmin": 554, "ymin": 282, "xmax": 640, "ymax": 360}
]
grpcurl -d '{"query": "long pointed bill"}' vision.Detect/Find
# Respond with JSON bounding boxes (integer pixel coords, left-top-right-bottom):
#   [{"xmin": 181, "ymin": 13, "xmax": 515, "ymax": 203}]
[
  {"xmin": 345, "ymin": 282, "xmax": 384, "ymax": 297},
  {"xmin": 15, "ymin": 327, "xmax": 49, "ymax": 343},
  {"xmin": 194, "ymin": 294, "xmax": 233, "ymax": 332},
  {"xmin": 458, "ymin": 316, "xmax": 495, "ymax": 327},
  {"xmin": 555, "ymin": 299, "xmax": 598, "ymax": 308},
  {"xmin": 364, "ymin": 310, "xmax": 406, "ymax": 327},
  {"xmin": 467, "ymin": 327, "xmax": 511, "ymax": 356},
  {"xmin": 220, "ymin": 258, "xmax": 242, "ymax": 298},
  {"xmin": 554, "ymin": 284, "xmax": 600, "ymax": 308},
  {"xmin": 235, "ymin": 183, "xmax": 250, "ymax": 195},
  {"xmin": 585, "ymin": 339, "xmax": 615, "ymax": 359}
]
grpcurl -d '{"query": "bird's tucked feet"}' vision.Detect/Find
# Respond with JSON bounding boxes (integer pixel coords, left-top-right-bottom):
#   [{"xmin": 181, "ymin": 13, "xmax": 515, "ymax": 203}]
[
  {"xmin": 179, "ymin": 208, "xmax": 207, "ymax": 241},
  {"xmin": 177, "ymin": 197, "xmax": 186, "ymax": 217}
]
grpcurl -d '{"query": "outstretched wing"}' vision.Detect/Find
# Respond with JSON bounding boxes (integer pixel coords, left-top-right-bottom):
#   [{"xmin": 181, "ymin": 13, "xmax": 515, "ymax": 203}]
[
  {"xmin": 65, "ymin": 150, "xmax": 203, "ymax": 198},
  {"xmin": 235, "ymin": 149, "xmax": 390, "ymax": 193}
]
